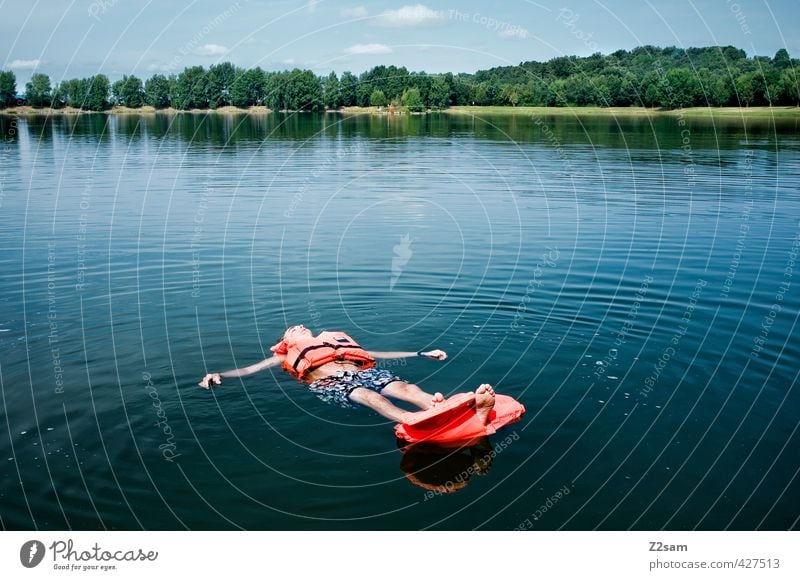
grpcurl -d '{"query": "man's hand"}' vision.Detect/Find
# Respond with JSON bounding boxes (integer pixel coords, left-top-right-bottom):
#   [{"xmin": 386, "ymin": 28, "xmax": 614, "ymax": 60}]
[
  {"xmin": 199, "ymin": 373, "xmax": 222, "ymax": 389},
  {"xmin": 421, "ymin": 349, "xmax": 447, "ymax": 360}
]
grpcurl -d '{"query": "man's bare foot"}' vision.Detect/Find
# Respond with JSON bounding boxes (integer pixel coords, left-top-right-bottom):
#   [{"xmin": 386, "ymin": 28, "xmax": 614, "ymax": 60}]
[
  {"xmin": 429, "ymin": 392, "xmax": 445, "ymax": 408},
  {"xmin": 475, "ymin": 384, "xmax": 495, "ymax": 424}
]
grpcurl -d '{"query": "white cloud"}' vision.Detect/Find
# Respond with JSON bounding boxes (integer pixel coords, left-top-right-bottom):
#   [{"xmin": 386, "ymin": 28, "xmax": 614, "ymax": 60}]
[
  {"xmin": 498, "ymin": 27, "xmax": 529, "ymax": 39},
  {"xmin": 377, "ymin": 4, "xmax": 443, "ymax": 27},
  {"xmin": 343, "ymin": 43, "xmax": 393, "ymax": 55},
  {"xmin": 341, "ymin": 6, "xmax": 368, "ymax": 18},
  {"xmin": 307, "ymin": 0, "xmax": 319, "ymax": 13},
  {"xmin": 282, "ymin": 58, "xmax": 296, "ymax": 65},
  {"xmin": 146, "ymin": 61, "xmax": 181, "ymax": 73},
  {"xmin": 6, "ymin": 59, "xmax": 41, "ymax": 70},
  {"xmin": 194, "ymin": 44, "xmax": 228, "ymax": 56}
]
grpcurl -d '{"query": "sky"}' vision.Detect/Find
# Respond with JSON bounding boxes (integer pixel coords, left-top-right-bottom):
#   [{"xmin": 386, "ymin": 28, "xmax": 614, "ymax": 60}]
[{"xmin": 1, "ymin": 0, "xmax": 798, "ymax": 86}]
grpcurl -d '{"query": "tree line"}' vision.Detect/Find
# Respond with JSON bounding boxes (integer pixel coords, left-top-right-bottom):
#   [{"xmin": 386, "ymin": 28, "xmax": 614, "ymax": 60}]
[{"xmin": 1, "ymin": 45, "xmax": 797, "ymax": 112}]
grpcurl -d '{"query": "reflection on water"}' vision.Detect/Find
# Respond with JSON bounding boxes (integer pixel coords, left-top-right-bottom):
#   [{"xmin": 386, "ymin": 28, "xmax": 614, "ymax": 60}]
[
  {"xmin": 0, "ymin": 111, "xmax": 798, "ymax": 530},
  {"xmin": 399, "ymin": 437, "xmax": 499, "ymax": 495},
  {"xmin": 4, "ymin": 110, "xmax": 798, "ymax": 149}
]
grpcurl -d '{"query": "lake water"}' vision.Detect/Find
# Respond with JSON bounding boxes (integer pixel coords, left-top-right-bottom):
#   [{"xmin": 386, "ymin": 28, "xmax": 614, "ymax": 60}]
[{"xmin": 1, "ymin": 110, "xmax": 798, "ymax": 530}]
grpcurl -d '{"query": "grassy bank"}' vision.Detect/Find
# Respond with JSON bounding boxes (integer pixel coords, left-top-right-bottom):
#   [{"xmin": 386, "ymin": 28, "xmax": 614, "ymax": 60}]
[
  {"xmin": 339, "ymin": 105, "xmax": 428, "ymax": 115},
  {"xmin": 3, "ymin": 104, "xmax": 798, "ymax": 118},
  {"xmin": 0, "ymin": 105, "xmax": 272, "ymax": 115},
  {"xmin": 446, "ymin": 105, "xmax": 800, "ymax": 118}
]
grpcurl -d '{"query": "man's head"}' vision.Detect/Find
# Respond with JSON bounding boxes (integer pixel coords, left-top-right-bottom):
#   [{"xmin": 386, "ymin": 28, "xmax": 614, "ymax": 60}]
[
  {"xmin": 283, "ymin": 324, "xmax": 313, "ymax": 341},
  {"xmin": 270, "ymin": 325, "xmax": 314, "ymax": 355}
]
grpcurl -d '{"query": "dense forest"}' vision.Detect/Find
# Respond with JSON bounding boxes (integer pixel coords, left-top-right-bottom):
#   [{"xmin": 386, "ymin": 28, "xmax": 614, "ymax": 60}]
[{"xmin": 0, "ymin": 46, "xmax": 798, "ymax": 112}]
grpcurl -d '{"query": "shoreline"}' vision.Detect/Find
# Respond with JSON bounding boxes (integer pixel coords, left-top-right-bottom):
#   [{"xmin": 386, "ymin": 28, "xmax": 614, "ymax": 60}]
[
  {"xmin": 2, "ymin": 104, "xmax": 798, "ymax": 118},
  {"xmin": 0, "ymin": 105, "xmax": 273, "ymax": 116},
  {"xmin": 445, "ymin": 105, "xmax": 800, "ymax": 119}
]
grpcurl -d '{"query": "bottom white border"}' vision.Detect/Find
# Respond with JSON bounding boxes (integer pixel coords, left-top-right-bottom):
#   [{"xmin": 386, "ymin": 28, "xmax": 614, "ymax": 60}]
[{"xmin": 1, "ymin": 531, "xmax": 797, "ymax": 579}]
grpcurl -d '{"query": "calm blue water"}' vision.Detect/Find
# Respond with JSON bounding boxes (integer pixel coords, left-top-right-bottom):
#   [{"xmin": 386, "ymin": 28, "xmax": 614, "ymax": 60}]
[{"xmin": 1, "ymin": 111, "xmax": 798, "ymax": 530}]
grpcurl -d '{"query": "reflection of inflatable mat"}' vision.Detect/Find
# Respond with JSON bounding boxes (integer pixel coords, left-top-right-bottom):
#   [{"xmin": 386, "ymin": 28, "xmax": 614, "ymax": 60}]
[
  {"xmin": 395, "ymin": 392, "xmax": 525, "ymax": 444},
  {"xmin": 399, "ymin": 437, "xmax": 494, "ymax": 493}
]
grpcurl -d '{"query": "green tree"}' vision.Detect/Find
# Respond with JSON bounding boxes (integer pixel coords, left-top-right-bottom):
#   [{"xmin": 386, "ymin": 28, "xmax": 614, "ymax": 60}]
[
  {"xmin": 322, "ymin": 72, "xmax": 341, "ymax": 109},
  {"xmin": 50, "ymin": 82, "xmax": 66, "ymax": 109},
  {"xmin": 450, "ymin": 75, "xmax": 471, "ymax": 105},
  {"xmin": 0, "ymin": 70, "xmax": 16, "ymax": 108},
  {"xmin": 263, "ymin": 71, "xmax": 288, "ymax": 110},
  {"xmin": 547, "ymin": 79, "xmax": 568, "ymax": 106},
  {"xmin": 360, "ymin": 65, "xmax": 387, "ymax": 97},
  {"xmin": 564, "ymin": 76, "xmax": 593, "ymax": 105},
  {"xmin": 111, "ymin": 79, "xmax": 124, "ymax": 104},
  {"xmin": 754, "ymin": 69, "xmax": 780, "ymax": 105},
  {"xmin": 664, "ymin": 67, "xmax": 699, "ymax": 108},
  {"xmin": 734, "ymin": 73, "xmax": 755, "ymax": 107},
  {"xmin": 384, "ymin": 65, "xmax": 410, "ymax": 101},
  {"xmin": 548, "ymin": 56, "xmax": 576, "ymax": 78},
  {"xmin": 582, "ymin": 52, "xmax": 606, "ymax": 74},
  {"xmin": 112, "ymin": 75, "xmax": 144, "ymax": 107},
  {"xmin": 764, "ymin": 79, "xmax": 783, "ymax": 105},
  {"xmin": 369, "ymin": 89, "xmax": 386, "ymax": 107},
  {"xmin": 356, "ymin": 78, "xmax": 373, "ymax": 107},
  {"xmin": 501, "ymin": 84, "xmax": 521, "ymax": 106},
  {"xmin": 592, "ymin": 76, "xmax": 612, "ymax": 106},
  {"xmin": 83, "ymin": 75, "xmax": 110, "ymax": 110},
  {"xmin": 602, "ymin": 78, "xmax": 620, "ymax": 106},
  {"xmin": 722, "ymin": 46, "xmax": 747, "ymax": 64},
  {"xmin": 640, "ymin": 71, "xmax": 665, "ymax": 107},
  {"xmin": 25, "ymin": 73, "xmax": 52, "ymax": 107},
  {"xmin": 207, "ymin": 62, "xmax": 238, "ymax": 108},
  {"xmin": 283, "ymin": 69, "xmax": 322, "ymax": 110},
  {"xmin": 56, "ymin": 78, "xmax": 87, "ymax": 108},
  {"xmin": 231, "ymin": 67, "xmax": 265, "ymax": 108},
  {"xmin": 338, "ymin": 71, "xmax": 358, "ymax": 107},
  {"xmin": 620, "ymin": 73, "xmax": 642, "ymax": 106},
  {"xmin": 174, "ymin": 66, "xmax": 208, "ymax": 109},
  {"xmin": 458, "ymin": 44, "xmax": 795, "ymax": 110},
  {"xmin": 772, "ymin": 48, "xmax": 791, "ymax": 70},
  {"xmin": 694, "ymin": 69, "xmax": 719, "ymax": 106},
  {"xmin": 409, "ymin": 71, "xmax": 431, "ymax": 105},
  {"xmin": 777, "ymin": 69, "xmax": 799, "ymax": 106},
  {"xmin": 124, "ymin": 75, "xmax": 144, "ymax": 107},
  {"xmin": 471, "ymin": 82, "xmax": 488, "ymax": 105},
  {"xmin": 145, "ymin": 74, "xmax": 171, "ymax": 108},
  {"xmin": 4, "ymin": 44, "xmax": 795, "ymax": 114},
  {"xmin": 601, "ymin": 73, "xmax": 622, "ymax": 106},
  {"xmin": 482, "ymin": 81, "xmax": 501, "ymax": 105},
  {"xmin": 524, "ymin": 79, "xmax": 550, "ymax": 106},
  {"xmin": 442, "ymin": 72, "xmax": 457, "ymax": 104},
  {"xmin": 401, "ymin": 87, "xmax": 424, "ymax": 112},
  {"xmin": 428, "ymin": 76, "xmax": 449, "ymax": 109}
]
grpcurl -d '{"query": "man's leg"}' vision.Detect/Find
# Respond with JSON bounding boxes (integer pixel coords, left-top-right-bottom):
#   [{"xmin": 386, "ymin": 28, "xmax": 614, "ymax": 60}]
[
  {"xmin": 383, "ymin": 382, "xmax": 497, "ymax": 424},
  {"xmin": 350, "ymin": 384, "xmax": 497, "ymax": 426},
  {"xmin": 380, "ymin": 381, "xmax": 444, "ymax": 410},
  {"xmin": 348, "ymin": 387, "xmax": 412, "ymax": 422}
]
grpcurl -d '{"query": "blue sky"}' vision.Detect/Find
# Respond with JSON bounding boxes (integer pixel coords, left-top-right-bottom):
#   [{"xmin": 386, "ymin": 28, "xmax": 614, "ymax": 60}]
[{"xmin": 2, "ymin": 0, "xmax": 798, "ymax": 85}]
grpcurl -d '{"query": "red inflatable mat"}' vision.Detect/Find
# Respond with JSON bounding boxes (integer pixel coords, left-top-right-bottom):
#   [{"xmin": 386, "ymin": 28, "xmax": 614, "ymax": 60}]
[{"xmin": 395, "ymin": 393, "xmax": 525, "ymax": 444}]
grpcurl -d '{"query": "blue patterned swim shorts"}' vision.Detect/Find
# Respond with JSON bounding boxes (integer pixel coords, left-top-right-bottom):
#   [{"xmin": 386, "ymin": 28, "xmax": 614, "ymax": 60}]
[{"xmin": 307, "ymin": 368, "xmax": 402, "ymax": 408}]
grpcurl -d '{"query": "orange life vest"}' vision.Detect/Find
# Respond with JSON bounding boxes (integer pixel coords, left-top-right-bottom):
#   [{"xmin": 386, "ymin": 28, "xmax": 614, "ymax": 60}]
[{"xmin": 270, "ymin": 331, "xmax": 375, "ymax": 380}]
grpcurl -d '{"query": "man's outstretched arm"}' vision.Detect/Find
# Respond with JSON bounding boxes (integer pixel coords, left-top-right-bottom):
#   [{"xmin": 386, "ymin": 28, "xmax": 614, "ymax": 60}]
[
  {"xmin": 199, "ymin": 356, "xmax": 282, "ymax": 388},
  {"xmin": 367, "ymin": 349, "xmax": 447, "ymax": 361}
]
